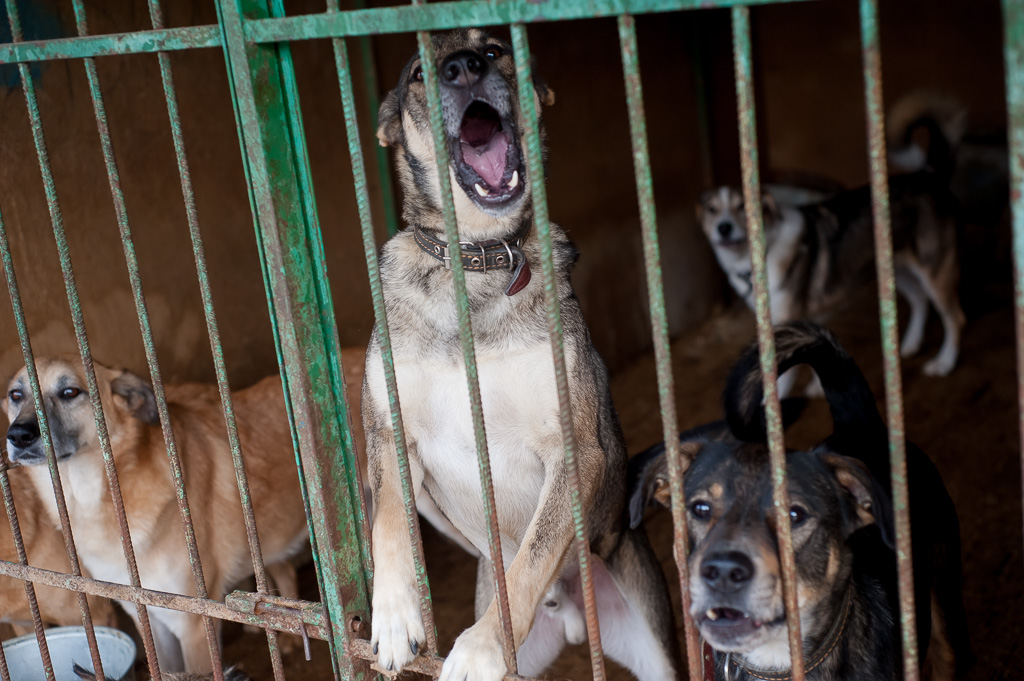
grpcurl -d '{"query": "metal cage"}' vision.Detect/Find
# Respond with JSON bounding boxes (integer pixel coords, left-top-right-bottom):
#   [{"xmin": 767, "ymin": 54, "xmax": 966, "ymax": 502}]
[{"xmin": 0, "ymin": 0, "xmax": 1017, "ymax": 680}]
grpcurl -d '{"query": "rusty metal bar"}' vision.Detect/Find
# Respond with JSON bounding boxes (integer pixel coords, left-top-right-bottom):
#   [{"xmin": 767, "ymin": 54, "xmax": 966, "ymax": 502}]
[
  {"xmin": 0, "ymin": 57, "xmax": 164, "ymax": 676},
  {"xmin": 0, "ymin": 559, "xmax": 330, "ymax": 640},
  {"xmin": 617, "ymin": 14, "xmax": 702, "ymax": 681},
  {"xmin": 1004, "ymin": 0, "xmax": 1024, "ymax": 610},
  {"xmin": 0, "ymin": 466, "xmax": 54, "ymax": 681},
  {"xmin": 414, "ymin": 24, "xmax": 517, "ymax": 669},
  {"xmin": 509, "ymin": 23, "xmax": 607, "ymax": 680},
  {"xmin": 65, "ymin": 1, "xmax": 228, "ymax": 675},
  {"xmin": 731, "ymin": 7, "xmax": 805, "ymax": 680},
  {"xmin": 143, "ymin": 0, "xmax": 288, "ymax": 676},
  {"xmin": 2, "ymin": 4, "xmax": 133, "ymax": 679},
  {"xmin": 858, "ymin": 1, "xmax": 918, "ymax": 678}
]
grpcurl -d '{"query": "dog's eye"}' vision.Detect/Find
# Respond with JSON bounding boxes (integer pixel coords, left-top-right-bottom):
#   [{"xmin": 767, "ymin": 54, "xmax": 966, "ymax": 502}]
[
  {"xmin": 61, "ymin": 387, "xmax": 82, "ymax": 399},
  {"xmin": 8, "ymin": 389, "xmax": 22, "ymax": 402},
  {"xmin": 690, "ymin": 500, "xmax": 712, "ymax": 520},
  {"xmin": 411, "ymin": 65, "xmax": 423, "ymax": 82},
  {"xmin": 484, "ymin": 45, "xmax": 502, "ymax": 60},
  {"xmin": 789, "ymin": 505, "xmax": 808, "ymax": 526}
]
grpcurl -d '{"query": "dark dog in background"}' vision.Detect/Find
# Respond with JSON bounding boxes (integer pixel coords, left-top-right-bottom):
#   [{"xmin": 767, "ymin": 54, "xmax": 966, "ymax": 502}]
[
  {"xmin": 630, "ymin": 322, "xmax": 968, "ymax": 680},
  {"xmin": 364, "ymin": 29, "xmax": 676, "ymax": 681}
]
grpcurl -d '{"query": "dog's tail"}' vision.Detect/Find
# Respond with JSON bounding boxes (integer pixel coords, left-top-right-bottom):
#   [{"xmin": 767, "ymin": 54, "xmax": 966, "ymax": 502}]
[
  {"xmin": 724, "ymin": 322, "xmax": 887, "ymax": 466},
  {"xmin": 886, "ymin": 90, "xmax": 966, "ymax": 182}
]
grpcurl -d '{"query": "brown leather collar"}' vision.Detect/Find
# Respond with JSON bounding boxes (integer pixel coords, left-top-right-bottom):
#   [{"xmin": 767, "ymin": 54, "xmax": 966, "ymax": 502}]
[{"xmin": 413, "ymin": 226, "xmax": 532, "ymax": 296}]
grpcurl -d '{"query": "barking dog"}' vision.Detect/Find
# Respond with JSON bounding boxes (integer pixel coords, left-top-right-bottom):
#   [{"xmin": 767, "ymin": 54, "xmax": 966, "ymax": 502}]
[
  {"xmin": 364, "ymin": 29, "xmax": 676, "ymax": 681},
  {"xmin": 697, "ymin": 170, "xmax": 965, "ymax": 379},
  {"xmin": 4, "ymin": 359, "xmax": 309, "ymax": 673},
  {"xmin": 630, "ymin": 322, "xmax": 968, "ymax": 680}
]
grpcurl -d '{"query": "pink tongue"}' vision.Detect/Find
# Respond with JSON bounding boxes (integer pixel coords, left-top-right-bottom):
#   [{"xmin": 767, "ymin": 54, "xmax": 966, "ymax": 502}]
[{"xmin": 461, "ymin": 134, "xmax": 508, "ymax": 189}]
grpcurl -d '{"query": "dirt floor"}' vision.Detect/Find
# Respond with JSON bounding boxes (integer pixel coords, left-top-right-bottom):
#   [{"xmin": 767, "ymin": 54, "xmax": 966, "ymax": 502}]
[{"xmin": 215, "ymin": 266, "xmax": 1022, "ymax": 680}]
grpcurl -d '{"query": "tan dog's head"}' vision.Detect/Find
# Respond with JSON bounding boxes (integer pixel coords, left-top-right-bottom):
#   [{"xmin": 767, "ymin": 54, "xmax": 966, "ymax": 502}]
[
  {"xmin": 696, "ymin": 187, "xmax": 779, "ymax": 258},
  {"xmin": 4, "ymin": 358, "xmax": 157, "ymax": 466},
  {"xmin": 377, "ymin": 29, "xmax": 555, "ymax": 237},
  {"xmin": 634, "ymin": 439, "xmax": 892, "ymax": 665}
]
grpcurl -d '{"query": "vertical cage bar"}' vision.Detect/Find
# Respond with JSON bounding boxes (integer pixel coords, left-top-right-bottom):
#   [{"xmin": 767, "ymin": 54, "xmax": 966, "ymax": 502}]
[
  {"xmin": 414, "ymin": 26, "xmax": 517, "ymax": 670},
  {"xmin": 0, "ymin": 11, "xmax": 163, "ymax": 674},
  {"xmin": 3, "ymin": 4, "xmax": 126, "ymax": 678},
  {"xmin": 144, "ymin": 0, "xmax": 288, "ymax": 675},
  {"xmin": 1004, "ymin": 0, "xmax": 1024, "ymax": 602},
  {"xmin": 731, "ymin": 7, "xmax": 805, "ymax": 680},
  {"xmin": 617, "ymin": 14, "xmax": 702, "ymax": 681},
  {"xmin": 67, "ymin": 3, "xmax": 229, "ymax": 676},
  {"xmin": 350, "ymin": 0, "xmax": 400, "ymax": 238},
  {"xmin": 0, "ymin": 468, "xmax": 54, "ymax": 681},
  {"xmin": 858, "ymin": 1, "xmax": 918, "ymax": 678},
  {"xmin": 510, "ymin": 23, "xmax": 607, "ymax": 680},
  {"xmin": 216, "ymin": 1, "xmax": 374, "ymax": 678}
]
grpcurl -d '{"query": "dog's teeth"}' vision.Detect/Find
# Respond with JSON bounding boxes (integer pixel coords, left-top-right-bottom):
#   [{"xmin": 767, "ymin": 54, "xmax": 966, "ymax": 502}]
[
  {"xmin": 474, "ymin": 182, "xmax": 490, "ymax": 197},
  {"xmin": 509, "ymin": 170, "xmax": 519, "ymax": 189},
  {"xmin": 705, "ymin": 609, "xmax": 718, "ymax": 621}
]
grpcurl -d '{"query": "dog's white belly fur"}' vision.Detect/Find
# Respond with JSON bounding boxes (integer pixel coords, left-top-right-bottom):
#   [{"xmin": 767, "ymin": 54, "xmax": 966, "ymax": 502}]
[{"xmin": 372, "ymin": 341, "xmax": 558, "ymax": 562}]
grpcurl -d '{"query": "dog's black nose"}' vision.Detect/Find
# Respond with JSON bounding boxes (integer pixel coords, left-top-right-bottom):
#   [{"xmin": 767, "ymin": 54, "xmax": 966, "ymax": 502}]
[
  {"xmin": 7, "ymin": 420, "xmax": 40, "ymax": 449},
  {"xmin": 701, "ymin": 551, "xmax": 754, "ymax": 593},
  {"xmin": 441, "ymin": 50, "xmax": 488, "ymax": 89},
  {"xmin": 717, "ymin": 222, "xmax": 733, "ymax": 238}
]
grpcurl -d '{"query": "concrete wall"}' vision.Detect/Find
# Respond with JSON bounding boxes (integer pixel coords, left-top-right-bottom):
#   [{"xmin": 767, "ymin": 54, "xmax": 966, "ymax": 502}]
[{"xmin": 0, "ymin": 0, "xmax": 1006, "ymax": 395}]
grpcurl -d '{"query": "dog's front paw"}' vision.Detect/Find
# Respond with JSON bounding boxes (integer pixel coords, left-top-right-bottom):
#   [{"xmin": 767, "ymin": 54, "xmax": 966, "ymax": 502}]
[
  {"xmin": 371, "ymin": 581, "xmax": 426, "ymax": 672},
  {"xmin": 439, "ymin": 621, "xmax": 506, "ymax": 681}
]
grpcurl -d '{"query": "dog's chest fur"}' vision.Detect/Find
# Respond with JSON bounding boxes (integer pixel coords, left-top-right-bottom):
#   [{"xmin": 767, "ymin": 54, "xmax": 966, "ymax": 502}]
[{"xmin": 369, "ymin": 230, "xmax": 574, "ymax": 560}]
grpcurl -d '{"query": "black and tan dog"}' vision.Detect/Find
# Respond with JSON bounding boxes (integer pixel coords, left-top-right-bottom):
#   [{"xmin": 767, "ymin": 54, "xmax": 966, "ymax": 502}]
[
  {"xmin": 630, "ymin": 322, "xmax": 968, "ymax": 680},
  {"xmin": 364, "ymin": 29, "xmax": 676, "ymax": 681}
]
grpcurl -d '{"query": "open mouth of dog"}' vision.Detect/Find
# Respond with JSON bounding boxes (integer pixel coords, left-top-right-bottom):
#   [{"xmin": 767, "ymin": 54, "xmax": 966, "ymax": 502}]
[
  {"xmin": 699, "ymin": 606, "xmax": 785, "ymax": 646},
  {"xmin": 451, "ymin": 99, "xmax": 523, "ymax": 208}
]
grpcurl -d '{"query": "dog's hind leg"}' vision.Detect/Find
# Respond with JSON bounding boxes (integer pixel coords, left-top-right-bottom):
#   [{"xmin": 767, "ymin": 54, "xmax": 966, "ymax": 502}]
[
  {"xmin": 909, "ymin": 256, "xmax": 964, "ymax": 376},
  {"xmin": 896, "ymin": 269, "xmax": 929, "ymax": 358},
  {"xmin": 593, "ymin": 529, "xmax": 677, "ymax": 681}
]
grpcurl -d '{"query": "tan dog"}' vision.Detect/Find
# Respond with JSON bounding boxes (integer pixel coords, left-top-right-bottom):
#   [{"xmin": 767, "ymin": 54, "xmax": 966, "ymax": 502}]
[
  {"xmin": 3, "ymin": 358, "xmax": 308, "ymax": 673},
  {"xmin": 364, "ymin": 30, "xmax": 676, "ymax": 681},
  {"xmin": 0, "ymin": 467, "xmax": 116, "ymax": 635}
]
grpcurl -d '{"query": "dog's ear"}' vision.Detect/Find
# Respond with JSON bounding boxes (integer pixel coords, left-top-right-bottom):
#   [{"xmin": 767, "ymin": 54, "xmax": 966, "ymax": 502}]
[
  {"xmin": 110, "ymin": 370, "xmax": 159, "ymax": 426},
  {"xmin": 628, "ymin": 440, "xmax": 702, "ymax": 529},
  {"xmin": 533, "ymin": 73, "xmax": 555, "ymax": 108},
  {"xmin": 376, "ymin": 88, "xmax": 402, "ymax": 148},
  {"xmin": 761, "ymin": 193, "xmax": 779, "ymax": 223},
  {"xmin": 822, "ymin": 452, "xmax": 895, "ymax": 550}
]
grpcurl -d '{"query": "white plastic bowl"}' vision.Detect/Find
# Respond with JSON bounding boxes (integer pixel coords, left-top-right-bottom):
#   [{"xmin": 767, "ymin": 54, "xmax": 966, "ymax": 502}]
[{"xmin": 2, "ymin": 626, "xmax": 136, "ymax": 681}]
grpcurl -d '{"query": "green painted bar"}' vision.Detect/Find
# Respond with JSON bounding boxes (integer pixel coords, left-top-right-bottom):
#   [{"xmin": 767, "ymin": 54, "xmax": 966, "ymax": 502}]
[
  {"xmin": 616, "ymin": 15, "xmax": 704, "ymax": 680},
  {"xmin": 415, "ymin": 28, "xmax": 517, "ymax": 668},
  {"xmin": 1003, "ymin": 0, "xmax": 1024, "ymax": 598},
  {"xmin": 215, "ymin": 0, "xmax": 373, "ymax": 678},
  {"xmin": 246, "ymin": 0, "xmax": 818, "ymax": 44},
  {"xmin": 858, "ymin": 1, "xmax": 918, "ymax": 679},
  {"xmin": 0, "ymin": 24, "xmax": 220, "ymax": 64},
  {"xmin": 510, "ymin": 23, "xmax": 606, "ymax": 680},
  {"xmin": 731, "ymin": 7, "xmax": 806, "ymax": 680}
]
